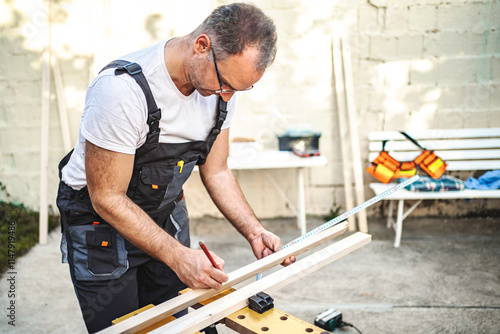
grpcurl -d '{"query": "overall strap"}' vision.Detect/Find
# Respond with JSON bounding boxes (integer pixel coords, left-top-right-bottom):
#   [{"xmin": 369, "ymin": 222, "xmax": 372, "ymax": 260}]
[
  {"xmin": 206, "ymin": 97, "xmax": 228, "ymax": 143},
  {"xmin": 100, "ymin": 60, "xmax": 161, "ymax": 144},
  {"xmin": 58, "ymin": 149, "xmax": 74, "ymax": 180}
]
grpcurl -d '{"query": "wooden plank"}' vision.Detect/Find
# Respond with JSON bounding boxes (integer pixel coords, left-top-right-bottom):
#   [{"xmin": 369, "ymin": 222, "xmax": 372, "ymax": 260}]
[
  {"xmin": 158, "ymin": 232, "xmax": 371, "ymax": 334},
  {"xmin": 187, "ymin": 288, "xmax": 236, "ymax": 309},
  {"xmin": 111, "ymin": 304, "xmax": 201, "ymax": 334},
  {"xmin": 368, "ymin": 128, "xmax": 500, "ymax": 141},
  {"xmin": 52, "ymin": 56, "xmax": 72, "ymax": 152},
  {"xmin": 341, "ymin": 35, "xmax": 368, "ymax": 233},
  {"xmin": 112, "ymin": 305, "xmax": 156, "ymax": 325},
  {"xmin": 369, "ymin": 138, "xmax": 500, "ymax": 152},
  {"xmin": 447, "ymin": 160, "xmax": 500, "ymax": 170},
  {"xmin": 39, "ymin": 0, "xmax": 51, "ymax": 245},
  {"xmin": 225, "ymin": 307, "xmax": 326, "ymax": 334},
  {"xmin": 368, "ymin": 149, "xmax": 500, "ymax": 163},
  {"xmin": 332, "ymin": 34, "xmax": 356, "ymax": 230},
  {"xmin": 97, "ymin": 222, "xmax": 348, "ymax": 334}
]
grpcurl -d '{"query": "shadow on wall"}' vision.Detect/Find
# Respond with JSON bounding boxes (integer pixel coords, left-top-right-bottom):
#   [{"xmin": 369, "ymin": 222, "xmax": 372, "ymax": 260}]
[{"xmin": 0, "ymin": 1, "xmax": 91, "ymax": 210}]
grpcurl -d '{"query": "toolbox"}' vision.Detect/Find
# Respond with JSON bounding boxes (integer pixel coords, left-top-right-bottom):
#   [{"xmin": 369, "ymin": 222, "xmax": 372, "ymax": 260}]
[{"xmin": 277, "ymin": 130, "xmax": 321, "ymax": 152}]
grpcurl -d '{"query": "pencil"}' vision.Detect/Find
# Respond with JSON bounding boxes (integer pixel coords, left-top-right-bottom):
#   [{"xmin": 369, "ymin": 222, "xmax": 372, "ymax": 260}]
[{"xmin": 198, "ymin": 241, "xmax": 220, "ymax": 270}]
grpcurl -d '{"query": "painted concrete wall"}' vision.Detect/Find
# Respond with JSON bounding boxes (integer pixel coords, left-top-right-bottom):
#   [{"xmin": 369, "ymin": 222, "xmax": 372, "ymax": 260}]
[{"xmin": 1, "ymin": 0, "xmax": 499, "ymax": 220}]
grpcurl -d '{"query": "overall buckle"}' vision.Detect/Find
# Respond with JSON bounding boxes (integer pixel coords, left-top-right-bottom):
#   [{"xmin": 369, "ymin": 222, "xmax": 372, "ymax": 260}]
[{"xmin": 122, "ymin": 63, "xmax": 142, "ymax": 75}]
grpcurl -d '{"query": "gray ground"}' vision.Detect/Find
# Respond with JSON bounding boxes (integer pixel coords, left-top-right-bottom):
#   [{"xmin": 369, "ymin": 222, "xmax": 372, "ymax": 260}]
[{"xmin": 1, "ymin": 215, "xmax": 499, "ymax": 333}]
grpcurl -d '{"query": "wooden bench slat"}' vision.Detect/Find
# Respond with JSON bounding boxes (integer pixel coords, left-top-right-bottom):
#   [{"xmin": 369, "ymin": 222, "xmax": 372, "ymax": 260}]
[
  {"xmin": 446, "ymin": 160, "xmax": 500, "ymax": 170},
  {"xmin": 369, "ymin": 138, "xmax": 500, "ymax": 152},
  {"xmin": 368, "ymin": 128, "xmax": 500, "ymax": 141}
]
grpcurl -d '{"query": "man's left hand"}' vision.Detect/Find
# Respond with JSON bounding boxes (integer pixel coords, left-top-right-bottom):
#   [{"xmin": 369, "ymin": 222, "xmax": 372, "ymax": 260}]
[{"xmin": 249, "ymin": 230, "xmax": 296, "ymax": 266}]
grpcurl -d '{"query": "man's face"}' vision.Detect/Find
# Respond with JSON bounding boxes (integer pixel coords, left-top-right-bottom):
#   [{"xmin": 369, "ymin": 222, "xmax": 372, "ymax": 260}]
[{"xmin": 191, "ymin": 46, "xmax": 265, "ymax": 102}]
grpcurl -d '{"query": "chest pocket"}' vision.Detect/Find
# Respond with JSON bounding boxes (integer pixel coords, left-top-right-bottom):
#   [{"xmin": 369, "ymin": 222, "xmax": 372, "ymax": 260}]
[
  {"xmin": 128, "ymin": 161, "xmax": 196, "ymax": 213},
  {"xmin": 158, "ymin": 160, "xmax": 196, "ymax": 209},
  {"xmin": 129, "ymin": 164, "xmax": 174, "ymax": 212}
]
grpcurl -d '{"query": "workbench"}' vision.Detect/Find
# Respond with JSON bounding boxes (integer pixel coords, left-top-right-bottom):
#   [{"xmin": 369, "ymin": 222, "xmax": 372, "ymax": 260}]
[
  {"xmin": 100, "ymin": 224, "xmax": 370, "ymax": 334},
  {"xmin": 227, "ymin": 149, "xmax": 328, "ymax": 235}
]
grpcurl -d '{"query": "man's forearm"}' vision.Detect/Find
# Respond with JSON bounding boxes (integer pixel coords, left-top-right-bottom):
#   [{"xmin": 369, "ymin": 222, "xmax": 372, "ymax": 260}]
[
  {"xmin": 200, "ymin": 166, "xmax": 265, "ymax": 242},
  {"xmin": 91, "ymin": 192, "xmax": 183, "ymax": 267}
]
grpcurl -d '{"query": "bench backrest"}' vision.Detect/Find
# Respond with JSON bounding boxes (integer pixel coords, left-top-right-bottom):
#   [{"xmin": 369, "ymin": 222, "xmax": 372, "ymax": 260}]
[{"xmin": 368, "ymin": 128, "xmax": 500, "ymax": 171}]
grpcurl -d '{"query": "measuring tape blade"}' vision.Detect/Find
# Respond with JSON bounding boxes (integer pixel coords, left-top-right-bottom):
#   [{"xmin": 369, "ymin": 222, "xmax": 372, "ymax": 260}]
[
  {"xmin": 256, "ymin": 175, "xmax": 419, "ymax": 280},
  {"xmin": 283, "ymin": 174, "xmax": 419, "ymax": 248},
  {"xmin": 282, "ymin": 174, "xmax": 419, "ymax": 249}
]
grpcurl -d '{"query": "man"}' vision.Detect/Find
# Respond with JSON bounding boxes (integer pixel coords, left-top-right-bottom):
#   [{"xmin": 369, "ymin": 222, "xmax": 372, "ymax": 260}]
[{"xmin": 56, "ymin": 3, "xmax": 295, "ymax": 333}]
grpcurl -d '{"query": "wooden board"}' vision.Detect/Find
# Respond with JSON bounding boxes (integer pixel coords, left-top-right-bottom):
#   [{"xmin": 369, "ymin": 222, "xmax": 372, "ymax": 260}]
[
  {"xmin": 111, "ymin": 305, "xmax": 201, "ymax": 334},
  {"xmin": 341, "ymin": 35, "xmax": 368, "ymax": 233},
  {"xmin": 156, "ymin": 232, "xmax": 371, "ymax": 334},
  {"xmin": 186, "ymin": 287, "xmax": 236, "ymax": 309},
  {"xmin": 119, "ymin": 290, "xmax": 326, "ymax": 334},
  {"xmin": 332, "ymin": 34, "xmax": 356, "ymax": 231},
  {"xmin": 368, "ymin": 128, "xmax": 500, "ymax": 141},
  {"xmin": 97, "ymin": 222, "xmax": 348, "ymax": 334},
  {"xmin": 52, "ymin": 56, "xmax": 72, "ymax": 152},
  {"xmin": 39, "ymin": 0, "xmax": 51, "ymax": 245}
]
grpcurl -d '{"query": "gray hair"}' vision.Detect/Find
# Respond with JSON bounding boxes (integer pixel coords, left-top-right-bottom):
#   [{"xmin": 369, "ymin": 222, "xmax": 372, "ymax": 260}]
[{"xmin": 189, "ymin": 3, "xmax": 277, "ymax": 71}]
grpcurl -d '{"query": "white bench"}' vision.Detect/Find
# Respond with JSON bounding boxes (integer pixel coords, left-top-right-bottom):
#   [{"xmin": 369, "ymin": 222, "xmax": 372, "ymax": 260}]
[{"xmin": 368, "ymin": 128, "xmax": 500, "ymax": 247}]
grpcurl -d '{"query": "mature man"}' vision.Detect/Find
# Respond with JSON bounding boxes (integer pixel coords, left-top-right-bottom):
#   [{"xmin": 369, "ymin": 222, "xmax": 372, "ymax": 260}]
[{"xmin": 56, "ymin": 3, "xmax": 294, "ymax": 333}]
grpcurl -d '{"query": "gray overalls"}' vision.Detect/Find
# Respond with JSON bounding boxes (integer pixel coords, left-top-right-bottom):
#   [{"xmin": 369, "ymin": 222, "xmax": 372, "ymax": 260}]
[{"xmin": 56, "ymin": 61, "xmax": 227, "ymax": 333}]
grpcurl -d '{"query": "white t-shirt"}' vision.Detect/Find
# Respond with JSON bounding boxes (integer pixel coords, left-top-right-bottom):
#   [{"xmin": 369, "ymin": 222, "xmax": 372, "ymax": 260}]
[{"xmin": 62, "ymin": 39, "xmax": 236, "ymax": 190}]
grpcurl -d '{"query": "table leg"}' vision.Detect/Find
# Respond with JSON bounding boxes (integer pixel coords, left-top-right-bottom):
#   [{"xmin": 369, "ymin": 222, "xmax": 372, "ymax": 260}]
[
  {"xmin": 296, "ymin": 167, "xmax": 306, "ymax": 235},
  {"xmin": 394, "ymin": 199, "xmax": 404, "ymax": 248},
  {"xmin": 387, "ymin": 200, "xmax": 394, "ymax": 228}
]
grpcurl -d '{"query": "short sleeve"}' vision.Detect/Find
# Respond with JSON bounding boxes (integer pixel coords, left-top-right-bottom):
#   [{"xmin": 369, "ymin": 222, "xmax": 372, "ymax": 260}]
[{"xmin": 81, "ymin": 74, "xmax": 148, "ymax": 154}]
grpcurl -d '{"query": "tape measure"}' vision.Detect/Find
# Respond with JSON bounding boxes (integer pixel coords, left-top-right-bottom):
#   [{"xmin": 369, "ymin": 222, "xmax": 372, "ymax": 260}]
[
  {"xmin": 282, "ymin": 174, "xmax": 420, "ymax": 249},
  {"xmin": 256, "ymin": 175, "xmax": 419, "ymax": 280}
]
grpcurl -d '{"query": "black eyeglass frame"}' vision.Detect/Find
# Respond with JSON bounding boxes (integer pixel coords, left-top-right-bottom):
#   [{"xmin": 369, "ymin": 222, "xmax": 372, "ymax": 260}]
[{"xmin": 211, "ymin": 48, "xmax": 254, "ymax": 94}]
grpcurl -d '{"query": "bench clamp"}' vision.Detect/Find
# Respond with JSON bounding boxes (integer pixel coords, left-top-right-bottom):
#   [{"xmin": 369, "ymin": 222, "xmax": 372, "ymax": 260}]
[{"xmin": 248, "ymin": 292, "xmax": 274, "ymax": 314}]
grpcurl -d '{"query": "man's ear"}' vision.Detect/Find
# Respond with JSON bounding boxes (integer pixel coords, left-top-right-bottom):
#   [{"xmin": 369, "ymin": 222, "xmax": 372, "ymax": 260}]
[{"xmin": 194, "ymin": 34, "xmax": 211, "ymax": 55}]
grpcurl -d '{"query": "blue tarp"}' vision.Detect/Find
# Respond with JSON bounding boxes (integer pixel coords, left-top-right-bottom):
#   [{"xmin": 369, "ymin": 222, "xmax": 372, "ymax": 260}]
[{"xmin": 465, "ymin": 170, "xmax": 500, "ymax": 190}]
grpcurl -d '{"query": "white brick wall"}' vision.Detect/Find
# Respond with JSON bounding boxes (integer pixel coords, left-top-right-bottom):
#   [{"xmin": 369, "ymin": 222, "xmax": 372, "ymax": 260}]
[{"xmin": 1, "ymin": 0, "xmax": 498, "ymax": 220}]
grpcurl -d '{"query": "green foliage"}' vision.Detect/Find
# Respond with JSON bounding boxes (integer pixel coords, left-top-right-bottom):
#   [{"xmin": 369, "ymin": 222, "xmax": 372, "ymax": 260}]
[
  {"xmin": 324, "ymin": 202, "xmax": 343, "ymax": 221},
  {"xmin": 0, "ymin": 180, "xmax": 11, "ymax": 199},
  {"xmin": 0, "ymin": 201, "xmax": 60, "ymax": 274}
]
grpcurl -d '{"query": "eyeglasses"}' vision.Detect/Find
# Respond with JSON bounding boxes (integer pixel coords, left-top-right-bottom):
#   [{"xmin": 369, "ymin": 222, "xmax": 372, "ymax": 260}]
[{"xmin": 211, "ymin": 48, "xmax": 254, "ymax": 94}]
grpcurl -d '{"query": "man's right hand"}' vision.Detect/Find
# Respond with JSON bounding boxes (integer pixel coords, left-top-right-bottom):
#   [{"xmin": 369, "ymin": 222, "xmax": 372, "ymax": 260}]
[{"xmin": 171, "ymin": 247, "xmax": 229, "ymax": 290}]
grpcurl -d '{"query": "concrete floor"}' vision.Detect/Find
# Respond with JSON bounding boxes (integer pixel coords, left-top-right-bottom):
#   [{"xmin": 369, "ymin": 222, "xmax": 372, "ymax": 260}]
[{"xmin": 1, "ymin": 214, "xmax": 499, "ymax": 334}]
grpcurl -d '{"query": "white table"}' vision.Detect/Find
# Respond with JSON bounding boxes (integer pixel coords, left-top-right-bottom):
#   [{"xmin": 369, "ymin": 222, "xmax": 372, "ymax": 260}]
[{"xmin": 227, "ymin": 150, "xmax": 328, "ymax": 235}]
